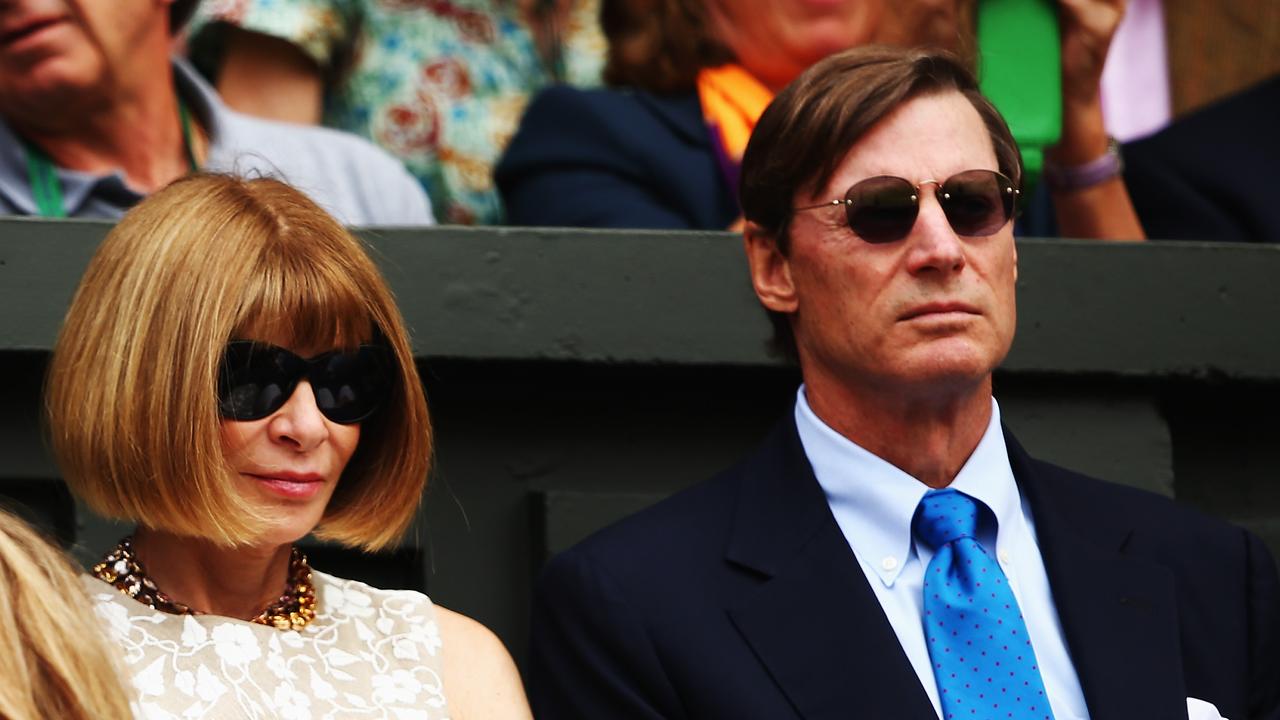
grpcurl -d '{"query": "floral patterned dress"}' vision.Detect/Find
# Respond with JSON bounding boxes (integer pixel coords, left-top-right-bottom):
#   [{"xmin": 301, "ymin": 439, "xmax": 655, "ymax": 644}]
[
  {"xmin": 87, "ymin": 571, "xmax": 451, "ymax": 719},
  {"xmin": 188, "ymin": 0, "xmax": 605, "ymax": 225}
]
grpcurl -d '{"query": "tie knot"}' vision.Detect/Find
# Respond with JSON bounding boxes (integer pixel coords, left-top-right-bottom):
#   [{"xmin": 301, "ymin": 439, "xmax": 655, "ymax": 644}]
[{"xmin": 913, "ymin": 489, "xmax": 980, "ymax": 550}]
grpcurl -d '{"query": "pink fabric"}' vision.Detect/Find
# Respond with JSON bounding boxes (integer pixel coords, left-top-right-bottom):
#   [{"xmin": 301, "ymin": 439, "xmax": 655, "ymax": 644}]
[{"xmin": 1100, "ymin": 0, "xmax": 1172, "ymax": 141}]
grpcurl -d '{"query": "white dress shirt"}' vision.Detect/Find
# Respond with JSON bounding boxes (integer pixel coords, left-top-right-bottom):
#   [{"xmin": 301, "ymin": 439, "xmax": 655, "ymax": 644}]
[{"xmin": 794, "ymin": 387, "xmax": 1090, "ymax": 720}]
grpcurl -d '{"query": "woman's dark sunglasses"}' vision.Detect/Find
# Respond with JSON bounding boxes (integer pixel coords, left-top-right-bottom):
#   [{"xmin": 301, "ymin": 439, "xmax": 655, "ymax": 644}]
[
  {"xmin": 217, "ymin": 341, "xmax": 393, "ymax": 424},
  {"xmin": 793, "ymin": 169, "xmax": 1020, "ymax": 244}
]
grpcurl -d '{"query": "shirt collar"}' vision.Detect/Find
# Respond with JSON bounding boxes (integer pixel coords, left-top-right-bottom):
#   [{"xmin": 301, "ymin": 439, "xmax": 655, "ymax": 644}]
[
  {"xmin": 0, "ymin": 117, "xmax": 40, "ymax": 215},
  {"xmin": 0, "ymin": 57, "xmax": 220, "ymax": 218},
  {"xmin": 171, "ymin": 56, "xmax": 224, "ymax": 153},
  {"xmin": 795, "ymin": 386, "xmax": 1017, "ymax": 587},
  {"xmin": 0, "ymin": 115, "xmax": 140, "ymax": 216}
]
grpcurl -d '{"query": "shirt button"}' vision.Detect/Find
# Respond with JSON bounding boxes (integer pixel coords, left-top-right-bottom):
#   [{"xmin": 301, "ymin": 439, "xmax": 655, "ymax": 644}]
[
  {"xmin": 998, "ymin": 550, "xmax": 1011, "ymax": 565},
  {"xmin": 881, "ymin": 556, "xmax": 899, "ymax": 571}
]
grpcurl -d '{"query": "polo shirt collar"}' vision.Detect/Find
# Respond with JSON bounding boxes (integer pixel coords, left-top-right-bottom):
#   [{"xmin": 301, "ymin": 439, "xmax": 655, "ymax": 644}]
[
  {"xmin": 0, "ymin": 57, "xmax": 220, "ymax": 218},
  {"xmin": 0, "ymin": 118, "xmax": 40, "ymax": 215}
]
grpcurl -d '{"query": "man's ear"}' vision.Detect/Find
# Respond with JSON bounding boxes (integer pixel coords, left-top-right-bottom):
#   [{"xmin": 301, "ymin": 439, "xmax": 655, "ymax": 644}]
[{"xmin": 743, "ymin": 222, "xmax": 798, "ymax": 313}]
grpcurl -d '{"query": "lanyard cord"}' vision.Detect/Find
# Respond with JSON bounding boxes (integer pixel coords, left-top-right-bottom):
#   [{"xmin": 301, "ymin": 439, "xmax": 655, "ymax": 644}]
[
  {"xmin": 24, "ymin": 141, "xmax": 64, "ymax": 218},
  {"xmin": 178, "ymin": 100, "xmax": 199, "ymax": 171},
  {"xmin": 21, "ymin": 99, "xmax": 199, "ymax": 218}
]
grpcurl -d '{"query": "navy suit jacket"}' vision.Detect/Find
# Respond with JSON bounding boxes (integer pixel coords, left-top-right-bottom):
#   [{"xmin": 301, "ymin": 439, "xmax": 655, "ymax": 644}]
[
  {"xmin": 531, "ymin": 416, "xmax": 1280, "ymax": 719},
  {"xmin": 495, "ymin": 86, "xmax": 739, "ymax": 229},
  {"xmin": 1124, "ymin": 76, "xmax": 1279, "ymax": 243}
]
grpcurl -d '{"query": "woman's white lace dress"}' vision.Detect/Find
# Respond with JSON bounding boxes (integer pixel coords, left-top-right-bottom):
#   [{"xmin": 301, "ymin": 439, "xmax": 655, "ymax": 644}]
[{"xmin": 85, "ymin": 571, "xmax": 452, "ymax": 719}]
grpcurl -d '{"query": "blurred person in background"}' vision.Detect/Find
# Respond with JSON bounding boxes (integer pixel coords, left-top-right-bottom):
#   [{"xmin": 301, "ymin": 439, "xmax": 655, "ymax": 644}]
[
  {"xmin": 188, "ymin": 0, "xmax": 607, "ymax": 225},
  {"xmin": 496, "ymin": 0, "xmax": 1144, "ymax": 242},
  {"xmin": 1123, "ymin": 73, "xmax": 1280, "ymax": 243},
  {"xmin": 47, "ymin": 174, "xmax": 529, "ymax": 718},
  {"xmin": 0, "ymin": 507, "xmax": 133, "ymax": 720},
  {"xmin": 0, "ymin": 0, "xmax": 432, "ymax": 224}
]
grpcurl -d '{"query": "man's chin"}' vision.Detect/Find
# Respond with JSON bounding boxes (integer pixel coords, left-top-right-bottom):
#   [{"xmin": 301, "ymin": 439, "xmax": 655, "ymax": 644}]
[
  {"xmin": 890, "ymin": 347, "xmax": 1002, "ymax": 393},
  {"xmin": 1, "ymin": 56, "xmax": 103, "ymax": 110}
]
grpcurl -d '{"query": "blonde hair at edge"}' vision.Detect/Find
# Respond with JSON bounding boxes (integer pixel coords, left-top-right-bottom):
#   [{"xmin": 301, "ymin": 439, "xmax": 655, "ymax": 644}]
[
  {"xmin": 0, "ymin": 509, "xmax": 133, "ymax": 720},
  {"xmin": 46, "ymin": 173, "xmax": 432, "ymax": 550}
]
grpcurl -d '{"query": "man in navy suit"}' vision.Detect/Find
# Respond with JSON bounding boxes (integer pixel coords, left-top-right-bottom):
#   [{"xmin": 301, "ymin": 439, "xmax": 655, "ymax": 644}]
[{"xmin": 529, "ymin": 46, "xmax": 1280, "ymax": 720}]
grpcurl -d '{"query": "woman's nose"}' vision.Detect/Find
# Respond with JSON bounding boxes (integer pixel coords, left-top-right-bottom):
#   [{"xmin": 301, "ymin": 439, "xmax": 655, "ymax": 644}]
[{"xmin": 268, "ymin": 380, "xmax": 329, "ymax": 451}]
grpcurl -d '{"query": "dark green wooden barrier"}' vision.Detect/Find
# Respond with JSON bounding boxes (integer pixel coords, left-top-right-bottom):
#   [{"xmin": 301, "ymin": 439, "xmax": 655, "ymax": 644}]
[{"xmin": 2, "ymin": 219, "xmax": 1278, "ymax": 659}]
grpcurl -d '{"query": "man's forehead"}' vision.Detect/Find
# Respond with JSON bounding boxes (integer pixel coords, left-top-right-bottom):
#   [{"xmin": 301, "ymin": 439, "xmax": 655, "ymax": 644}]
[{"xmin": 805, "ymin": 92, "xmax": 999, "ymax": 199}]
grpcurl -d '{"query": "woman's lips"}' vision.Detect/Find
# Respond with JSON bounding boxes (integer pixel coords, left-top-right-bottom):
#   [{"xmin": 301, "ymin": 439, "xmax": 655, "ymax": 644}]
[{"xmin": 248, "ymin": 473, "xmax": 325, "ymax": 500}]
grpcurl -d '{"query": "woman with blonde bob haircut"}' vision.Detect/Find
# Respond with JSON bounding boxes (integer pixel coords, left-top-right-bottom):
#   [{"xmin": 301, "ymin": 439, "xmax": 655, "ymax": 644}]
[
  {"xmin": 47, "ymin": 173, "xmax": 530, "ymax": 719},
  {"xmin": 0, "ymin": 509, "xmax": 133, "ymax": 720}
]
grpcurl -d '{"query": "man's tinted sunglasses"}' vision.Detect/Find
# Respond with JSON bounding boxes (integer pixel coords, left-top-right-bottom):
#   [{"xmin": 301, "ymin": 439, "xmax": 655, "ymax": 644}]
[{"xmin": 793, "ymin": 169, "xmax": 1020, "ymax": 244}]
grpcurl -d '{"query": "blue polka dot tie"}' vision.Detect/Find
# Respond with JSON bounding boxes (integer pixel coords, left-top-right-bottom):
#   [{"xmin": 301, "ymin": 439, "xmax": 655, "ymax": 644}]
[{"xmin": 914, "ymin": 489, "xmax": 1054, "ymax": 720}]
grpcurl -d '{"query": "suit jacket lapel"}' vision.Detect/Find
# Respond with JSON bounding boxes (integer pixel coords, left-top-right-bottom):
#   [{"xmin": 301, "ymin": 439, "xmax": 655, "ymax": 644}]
[
  {"xmin": 1007, "ymin": 430, "xmax": 1189, "ymax": 720},
  {"xmin": 724, "ymin": 419, "xmax": 939, "ymax": 720}
]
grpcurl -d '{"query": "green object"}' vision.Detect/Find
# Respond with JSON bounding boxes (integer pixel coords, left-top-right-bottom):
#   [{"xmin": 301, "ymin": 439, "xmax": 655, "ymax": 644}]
[
  {"xmin": 976, "ymin": 0, "xmax": 1062, "ymax": 196},
  {"xmin": 23, "ymin": 142, "xmax": 66, "ymax": 219}
]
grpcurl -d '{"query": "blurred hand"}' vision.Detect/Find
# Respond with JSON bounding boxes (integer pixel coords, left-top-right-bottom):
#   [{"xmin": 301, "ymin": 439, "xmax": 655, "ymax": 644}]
[
  {"xmin": 1049, "ymin": 0, "xmax": 1145, "ymax": 240},
  {"xmin": 1057, "ymin": 0, "xmax": 1126, "ymax": 107}
]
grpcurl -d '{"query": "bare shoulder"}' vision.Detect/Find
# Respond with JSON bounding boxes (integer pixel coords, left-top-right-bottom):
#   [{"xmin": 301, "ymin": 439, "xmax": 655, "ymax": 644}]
[{"xmin": 434, "ymin": 604, "xmax": 532, "ymax": 720}]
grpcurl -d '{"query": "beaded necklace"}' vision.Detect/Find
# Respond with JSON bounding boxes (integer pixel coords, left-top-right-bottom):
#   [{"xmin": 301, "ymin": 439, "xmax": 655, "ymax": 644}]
[{"xmin": 92, "ymin": 536, "xmax": 316, "ymax": 631}]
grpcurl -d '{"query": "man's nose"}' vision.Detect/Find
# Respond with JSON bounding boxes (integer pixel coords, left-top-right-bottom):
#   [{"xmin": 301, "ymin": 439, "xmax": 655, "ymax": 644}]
[{"xmin": 904, "ymin": 186, "xmax": 966, "ymax": 276}]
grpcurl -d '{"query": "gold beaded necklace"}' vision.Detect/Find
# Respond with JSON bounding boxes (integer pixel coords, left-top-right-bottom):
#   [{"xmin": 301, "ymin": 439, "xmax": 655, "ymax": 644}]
[{"xmin": 92, "ymin": 536, "xmax": 317, "ymax": 631}]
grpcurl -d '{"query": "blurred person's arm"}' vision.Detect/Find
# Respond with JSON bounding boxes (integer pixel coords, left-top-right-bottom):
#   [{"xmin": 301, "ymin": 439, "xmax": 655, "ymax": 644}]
[
  {"xmin": 1049, "ymin": 0, "xmax": 1145, "ymax": 241},
  {"xmin": 216, "ymin": 26, "xmax": 325, "ymax": 125}
]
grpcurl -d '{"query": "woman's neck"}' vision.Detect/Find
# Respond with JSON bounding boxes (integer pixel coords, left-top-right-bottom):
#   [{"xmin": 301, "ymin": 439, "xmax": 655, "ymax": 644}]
[{"xmin": 130, "ymin": 527, "xmax": 292, "ymax": 621}]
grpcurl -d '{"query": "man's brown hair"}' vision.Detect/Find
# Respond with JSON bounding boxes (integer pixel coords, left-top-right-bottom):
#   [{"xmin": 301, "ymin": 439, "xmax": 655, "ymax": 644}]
[
  {"xmin": 601, "ymin": 0, "xmax": 733, "ymax": 93},
  {"xmin": 739, "ymin": 45, "xmax": 1022, "ymax": 357},
  {"xmin": 172, "ymin": 0, "xmax": 200, "ymax": 33}
]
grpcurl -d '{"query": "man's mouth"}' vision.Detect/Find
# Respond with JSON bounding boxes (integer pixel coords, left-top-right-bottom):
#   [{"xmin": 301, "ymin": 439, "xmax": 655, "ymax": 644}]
[
  {"xmin": 0, "ymin": 15, "xmax": 67, "ymax": 48},
  {"xmin": 899, "ymin": 302, "xmax": 981, "ymax": 321}
]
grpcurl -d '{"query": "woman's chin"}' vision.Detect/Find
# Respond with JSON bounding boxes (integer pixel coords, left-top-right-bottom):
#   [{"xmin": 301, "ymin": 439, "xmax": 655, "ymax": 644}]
[{"xmin": 249, "ymin": 518, "xmax": 322, "ymax": 550}]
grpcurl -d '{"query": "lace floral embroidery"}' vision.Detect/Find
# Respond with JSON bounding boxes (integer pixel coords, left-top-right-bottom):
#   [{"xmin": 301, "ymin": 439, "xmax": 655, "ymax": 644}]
[{"xmin": 89, "ymin": 571, "xmax": 450, "ymax": 719}]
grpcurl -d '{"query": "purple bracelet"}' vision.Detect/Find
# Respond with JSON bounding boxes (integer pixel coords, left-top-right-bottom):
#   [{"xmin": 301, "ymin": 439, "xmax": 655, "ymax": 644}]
[{"xmin": 1042, "ymin": 137, "xmax": 1124, "ymax": 192}]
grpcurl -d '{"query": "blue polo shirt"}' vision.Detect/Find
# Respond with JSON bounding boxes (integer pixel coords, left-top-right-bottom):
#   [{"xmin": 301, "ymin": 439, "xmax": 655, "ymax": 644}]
[{"xmin": 0, "ymin": 59, "xmax": 433, "ymax": 226}]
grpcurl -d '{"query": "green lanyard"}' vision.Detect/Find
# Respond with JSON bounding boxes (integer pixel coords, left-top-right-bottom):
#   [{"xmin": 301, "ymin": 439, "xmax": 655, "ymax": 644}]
[{"xmin": 22, "ymin": 101, "xmax": 199, "ymax": 218}]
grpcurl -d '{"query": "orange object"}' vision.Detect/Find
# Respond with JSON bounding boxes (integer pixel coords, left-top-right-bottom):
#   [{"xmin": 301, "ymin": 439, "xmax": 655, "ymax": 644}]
[{"xmin": 696, "ymin": 64, "xmax": 775, "ymax": 162}]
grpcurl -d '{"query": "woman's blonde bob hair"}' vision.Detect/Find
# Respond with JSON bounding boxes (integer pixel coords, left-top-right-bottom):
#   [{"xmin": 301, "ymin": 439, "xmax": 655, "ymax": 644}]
[
  {"xmin": 0, "ymin": 508, "xmax": 133, "ymax": 720},
  {"xmin": 46, "ymin": 174, "xmax": 432, "ymax": 551}
]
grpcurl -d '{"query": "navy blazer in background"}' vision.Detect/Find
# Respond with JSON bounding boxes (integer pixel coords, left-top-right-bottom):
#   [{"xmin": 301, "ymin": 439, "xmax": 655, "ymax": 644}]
[
  {"xmin": 495, "ymin": 86, "xmax": 739, "ymax": 230},
  {"xmin": 1124, "ymin": 75, "xmax": 1279, "ymax": 243},
  {"xmin": 530, "ymin": 415, "xmax": 1280, "ymax": 720}
]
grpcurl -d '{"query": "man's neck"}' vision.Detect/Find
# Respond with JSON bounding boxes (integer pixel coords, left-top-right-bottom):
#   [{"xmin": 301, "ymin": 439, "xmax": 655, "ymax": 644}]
[
  {"xmin": 130, "ymin": 527, "xmax": 292, "ymax": 621},
  {"xmin": 7, "ymin": 63, "xmax": 191, "ymax": 194},
  {"xmin": 804, "ymin": 373, "xmax": 994, "ymax": 489}
]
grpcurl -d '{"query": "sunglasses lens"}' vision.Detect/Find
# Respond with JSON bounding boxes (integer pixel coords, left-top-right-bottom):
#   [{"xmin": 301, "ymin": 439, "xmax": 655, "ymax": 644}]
[
  {"xmin": 845, "ymin": 176, "xmax": 920, "ymax": 244},
  {"xmin": 309, "ymin": 346, "xmax": 392, "ymax": 424},
  {"xmin": 218, "ymin": 342, "xmax": 303, "ymax": 421},
  {"xmin": 218, "ymin": 342, "xmax": 392, "ymax": 424},
  {"xmin": 939, "ymin": 170, "xmax": 1015, "ymax": 237}
]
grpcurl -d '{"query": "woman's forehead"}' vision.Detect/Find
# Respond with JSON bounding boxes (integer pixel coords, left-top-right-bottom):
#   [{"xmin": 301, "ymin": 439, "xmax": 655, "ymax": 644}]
[{"xmin": 231, "ymin": 313, "xmax": 372, "ymax": 352}]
